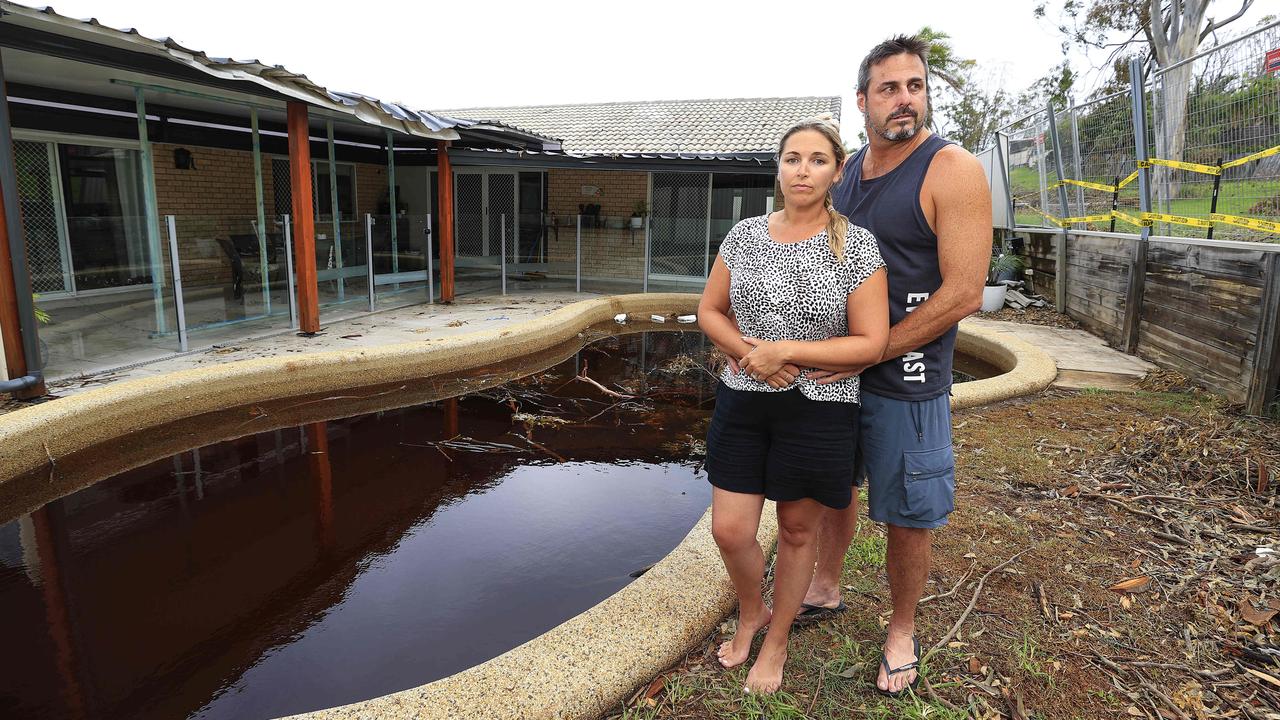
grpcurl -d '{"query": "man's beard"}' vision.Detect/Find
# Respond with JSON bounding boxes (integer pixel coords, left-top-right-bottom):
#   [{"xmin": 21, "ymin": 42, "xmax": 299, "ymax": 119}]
[{"xmin": 866, "ymin": 105, "xmax": 928, "ymax": 142}]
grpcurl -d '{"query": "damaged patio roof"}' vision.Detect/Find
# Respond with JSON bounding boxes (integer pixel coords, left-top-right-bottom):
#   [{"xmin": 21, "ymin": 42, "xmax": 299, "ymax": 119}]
[{"xmin": 0, "ymin": 2, "xmax": 561, "ymax": 148}]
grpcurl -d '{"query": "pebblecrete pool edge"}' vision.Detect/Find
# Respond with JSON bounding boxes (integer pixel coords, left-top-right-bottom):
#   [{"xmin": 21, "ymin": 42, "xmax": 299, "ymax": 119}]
[{"xmin": 0, "ymin": 296, "xmax": 1058, "ymax": 720}]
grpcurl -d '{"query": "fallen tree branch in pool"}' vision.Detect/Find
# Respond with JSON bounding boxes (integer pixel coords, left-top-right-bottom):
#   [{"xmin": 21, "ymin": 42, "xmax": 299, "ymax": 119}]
[
  {"xmin": 400, "ymin": 436, "xmax": 528, "ymax": 456},
  {"xmin": 575, "ymin": 372, "xmax": 636, "ymax": 400},
  {"xmin": 509, "ymin": 432, "xmax": 567, "ymax": 463}
]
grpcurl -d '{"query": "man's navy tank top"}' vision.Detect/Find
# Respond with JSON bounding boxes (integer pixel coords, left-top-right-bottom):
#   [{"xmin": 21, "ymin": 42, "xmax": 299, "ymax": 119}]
[{"xmin": 831, "ymin": 133, "xmax": 954, "ymax": 401}]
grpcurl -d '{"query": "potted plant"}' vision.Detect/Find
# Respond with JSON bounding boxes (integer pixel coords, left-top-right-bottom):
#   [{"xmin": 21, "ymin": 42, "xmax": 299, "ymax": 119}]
[
  {"xmin": 630, "ymin": 200, "xmax": 647, "ymax": 229},
  {"xmin": 982, "ymin": 252, "xmax": 1026, "ymax": 312}
]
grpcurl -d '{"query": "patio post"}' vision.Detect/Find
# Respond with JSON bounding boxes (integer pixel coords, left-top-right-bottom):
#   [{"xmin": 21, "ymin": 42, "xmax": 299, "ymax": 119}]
[
  {"xmin": 436, "ymin": 140, "xmax": 455, "ymax": 302},
  {"xmin": 0, "ymin": 47, "xmax": 43, "ymax": 396},
  {"xmin": 287, "ymin": 102, "xmax": 320, "ymax": 333},
  {"xmin": 326, "ymin": 121, "xmax": 345, "ymax": 302}
]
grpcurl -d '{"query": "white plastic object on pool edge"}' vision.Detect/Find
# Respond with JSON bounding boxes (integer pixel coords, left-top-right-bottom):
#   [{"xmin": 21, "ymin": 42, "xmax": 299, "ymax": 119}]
[
  {"xmin": 650, "ymin": 314, "xmax": 666, "ymax": 323},
  {"xmin": 614, "ymin": 313, "xmax": 627, "ymax": 324},
  {"xmin": 676, "ymin": 314, "xmax": 697, "ymax": 324}
]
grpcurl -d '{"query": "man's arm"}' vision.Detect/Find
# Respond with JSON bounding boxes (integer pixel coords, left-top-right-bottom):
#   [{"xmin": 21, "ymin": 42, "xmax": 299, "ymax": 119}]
[
  {"xmin": 811, "ymin": 146, "xmax": 990, "ymax": 383},
  {"xmin": 879, "ymin": 145, "xmax": 990, "ymax": 360}
]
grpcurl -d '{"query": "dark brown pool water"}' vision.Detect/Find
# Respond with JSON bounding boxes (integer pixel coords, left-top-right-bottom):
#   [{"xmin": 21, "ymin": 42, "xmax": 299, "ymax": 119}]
[{"xmin": 0, "ymin": 330, "xmax": 997, "ymax": 720}]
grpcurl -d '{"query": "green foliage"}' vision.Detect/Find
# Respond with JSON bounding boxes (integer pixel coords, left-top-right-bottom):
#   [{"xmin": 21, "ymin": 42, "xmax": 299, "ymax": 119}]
[
  {"xmin": 989, "ymin": 253, "xmax": 1026, "ymax": 285},
  {"xmin": 33, "ymin": 294, "xmax": 49, "ymax": 324}
]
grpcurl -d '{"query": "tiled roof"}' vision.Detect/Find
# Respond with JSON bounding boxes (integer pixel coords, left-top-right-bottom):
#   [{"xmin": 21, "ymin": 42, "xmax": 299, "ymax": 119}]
[{"xmin": 435, "ymin": 96, "xmax": 842, "ymax": 155}]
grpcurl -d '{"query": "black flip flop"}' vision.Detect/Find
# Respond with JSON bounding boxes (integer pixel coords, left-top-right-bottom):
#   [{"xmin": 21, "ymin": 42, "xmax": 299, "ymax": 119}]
[
  {"xmin": 876, "ymin": 636, "xmax": 921, "ymax": 698},
  {"xmin": 792, "ymin": 600, "xmax": 848, "ymax": 625}
]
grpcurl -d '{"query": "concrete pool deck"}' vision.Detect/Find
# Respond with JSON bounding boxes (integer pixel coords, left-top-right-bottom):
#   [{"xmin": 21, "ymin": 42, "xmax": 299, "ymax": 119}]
[
  {"xmin": 0, "ymin": 293, "xmax": 1122, "ymax": 719},
  {"xmin": 34, "ymin": 290, "xmax": 1146, "ymax": 401}
]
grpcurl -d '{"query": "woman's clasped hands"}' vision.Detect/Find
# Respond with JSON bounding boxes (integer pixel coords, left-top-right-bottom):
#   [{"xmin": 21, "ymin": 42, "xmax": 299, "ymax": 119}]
[{"xmin": 737, "ymin": 337, "xmax": 800, "ymax": 389}]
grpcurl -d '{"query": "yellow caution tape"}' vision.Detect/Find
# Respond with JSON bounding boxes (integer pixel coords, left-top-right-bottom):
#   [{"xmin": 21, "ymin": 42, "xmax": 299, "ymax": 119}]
[
  {"xmin": 1021, "ymin": 204, "xmax": 1068, "ymax": 227},
  {"xmin": 1220, "ymin": 144, "xmax": 1280, "ymax": 170},
  {"xmin": 1110, "ymin": 210, "xmax": 1152, "ymax": 228},
  {"xmin": 1061, "ymin": 213, "xmax": 1117, "ymax": 224},
  {"xmin": 1208, "ymin": 213, "xmax": 1280, "ymax": 234},
  {"xmin": 1140, "ymin": 158, "xmax": 1222, "ymax": 175},
  {"xmin": 1116, "ymin": 169, "xmax": 1141, "ymax": 189},
  {"xmin": 1142, "ymin": 212, "xmax": 1214, "ymax": 228},
  {"xmin": 1061, "ymin": 178, "xmax": 1123, "ymax": 194}
]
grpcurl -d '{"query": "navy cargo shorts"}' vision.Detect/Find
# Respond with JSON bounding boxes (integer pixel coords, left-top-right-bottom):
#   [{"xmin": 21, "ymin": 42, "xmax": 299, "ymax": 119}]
[{"xmin": 854, "ymin": 389, "xmax": 956, "ymax": 528}]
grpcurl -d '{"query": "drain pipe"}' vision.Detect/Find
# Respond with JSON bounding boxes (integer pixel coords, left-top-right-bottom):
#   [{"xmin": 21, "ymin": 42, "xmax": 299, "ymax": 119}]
[{"xmin": 0, "ymin": 372, "xmax": 41, "ymax": 393}]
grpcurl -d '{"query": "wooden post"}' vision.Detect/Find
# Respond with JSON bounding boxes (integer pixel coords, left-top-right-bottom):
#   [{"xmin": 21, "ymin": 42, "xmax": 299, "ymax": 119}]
[
  {"xmin": 1246, "ymin": 253, "xmax": 1280, "ymax": 416},
  {"xmin": 436, "ymin": 140, "xmax": 455, "ymax": 302},
  {"xmin": 0, "ymin": 188, "xmax": 32, "ymax": 388},
  {"xmin": 287, "ymin": 102, "xmax": 320, "ymax": 333}
]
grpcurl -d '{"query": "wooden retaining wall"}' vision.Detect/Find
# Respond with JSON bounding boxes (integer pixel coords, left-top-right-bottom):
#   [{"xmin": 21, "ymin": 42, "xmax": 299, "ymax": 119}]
[{"xmin": 1021, "ymin": 229, "xmax": 1280, "ymax": 412}]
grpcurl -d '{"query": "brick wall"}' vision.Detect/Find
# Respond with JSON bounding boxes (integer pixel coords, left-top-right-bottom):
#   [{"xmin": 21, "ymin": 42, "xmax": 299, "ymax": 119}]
[
  {"xmin": 151, "ymin": 143, "xmax": 385, "ymax": 288},
  {"xmin": 546, "ymin": 169, "xmax": 648, "ymax": 279}
]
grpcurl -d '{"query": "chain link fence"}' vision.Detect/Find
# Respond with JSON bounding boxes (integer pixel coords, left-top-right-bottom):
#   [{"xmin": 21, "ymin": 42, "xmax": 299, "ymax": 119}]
[{"xmin": 990, "ymin": 18, "xmax": 1280, "ymax": 243}]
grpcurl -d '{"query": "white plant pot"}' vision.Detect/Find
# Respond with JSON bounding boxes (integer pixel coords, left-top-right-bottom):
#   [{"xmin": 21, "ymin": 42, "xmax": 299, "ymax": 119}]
[
  {"xmin": 981, "ymin": 284, "xmax": 1007, "ymax": 312},
  {"xmin": 630, "ymin": 216, "xmax": 644, "ymax": 229}
]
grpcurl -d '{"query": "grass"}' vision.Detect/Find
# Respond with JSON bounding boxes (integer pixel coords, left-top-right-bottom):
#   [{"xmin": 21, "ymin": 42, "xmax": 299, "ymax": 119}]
[
  {"xmin": 1015, "ymin": 633, "xmax": 1056, "ymax": 686},
  {"xmin": 608, "ymin": 386, "xmax": 1278, "ymax": 720}
]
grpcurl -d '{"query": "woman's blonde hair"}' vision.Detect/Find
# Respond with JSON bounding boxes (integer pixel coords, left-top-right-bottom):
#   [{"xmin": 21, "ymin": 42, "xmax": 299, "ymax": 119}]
[{"xmin": 775, "ymin": 115, "xmax": 850, "ymax": 260}]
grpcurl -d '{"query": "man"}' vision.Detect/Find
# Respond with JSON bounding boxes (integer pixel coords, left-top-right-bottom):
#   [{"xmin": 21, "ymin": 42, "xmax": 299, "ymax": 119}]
[{"xmin": 799, "ymin": 34, "xmax": 991, "ymax": 696}]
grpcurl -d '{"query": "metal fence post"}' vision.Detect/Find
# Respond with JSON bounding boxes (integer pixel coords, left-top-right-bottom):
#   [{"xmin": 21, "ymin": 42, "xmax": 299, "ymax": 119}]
[
  {"xmin": 426, "ymin": 214, "xmax": 434, "ymax": 304},
  {"xmin": 575, "ymin": 214, "xmax": 582, "ymax": 293},
  {"xmin": 365, "ymin": 214, "xmax": 376, "ymax": 312},
  {"xmin": 500, "ymin": 213, "xmax": 507, "ymax": 296},
  {"xmin": 1123, "ymin": 57, "xmax": 1152, "ymax": 354},
  {"xmin": 283, "ymin": 214, "xmax": 298, "ymax": 330},
  {"xmin": 1068, "ymin": 98, "xmax": 1086, "ymax": 221},
  {"xmin": 164, "ymin": 215, "xmax": 188, "ymax": 352},
  {"xmin": 1047, "ymin": 103, "xmax": 1072, "ymax": 313}
]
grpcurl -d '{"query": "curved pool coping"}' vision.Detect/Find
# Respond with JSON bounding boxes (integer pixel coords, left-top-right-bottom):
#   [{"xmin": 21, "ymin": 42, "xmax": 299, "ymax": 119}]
[{"xmin": 0, "ymin": 297, "xmax": 1057, "ymax": 720}]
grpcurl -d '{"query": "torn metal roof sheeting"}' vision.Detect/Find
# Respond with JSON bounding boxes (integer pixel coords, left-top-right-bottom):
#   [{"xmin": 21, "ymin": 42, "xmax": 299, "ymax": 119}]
[{"xmin": 1, "ymin": 2, "xmax": 487, "ymax": 141}]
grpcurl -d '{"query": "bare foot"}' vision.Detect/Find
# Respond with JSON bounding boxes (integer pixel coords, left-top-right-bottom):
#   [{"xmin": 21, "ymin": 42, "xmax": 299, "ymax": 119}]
[
  {"xmin": 801, "ymin": 583, "xmax": 841, "ymax": 610},
  {"xmin": 716, "ymin": 605, "xmax": 771, "ymax": 669},
  {"xmin": 876, "ymin": 627, "xmax": 919, "ymax": 694},
  {"xmin": 744, "ymin": 641, "xmax": 787, "ymax": 694}
]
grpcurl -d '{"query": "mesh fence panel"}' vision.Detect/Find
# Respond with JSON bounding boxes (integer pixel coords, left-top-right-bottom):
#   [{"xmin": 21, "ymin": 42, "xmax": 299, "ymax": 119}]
[
  {"xmin": 14, "ymin": 140, "xmax": 67, "ymax": 294},
  {"xmin": 1003, "ymin": 110, "xmax": 1056, "ymax": 229},
  {"xmin": 1071, "ymin": 90, "xmax": 1142, "ymax": 230},
  {"xmin": 649, "ymin": 172, "xmax": 710, "ymax": 279},
  {"xmin": 1149, "ymin": 22, "xmax": 1280, "ymax": 239}
]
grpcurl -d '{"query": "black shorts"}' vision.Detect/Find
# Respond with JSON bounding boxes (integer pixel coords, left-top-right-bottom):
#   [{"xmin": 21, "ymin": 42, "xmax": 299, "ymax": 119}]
[{"xmin": 705, "ymin": 382, "xmax": 859, "ymax": 509}]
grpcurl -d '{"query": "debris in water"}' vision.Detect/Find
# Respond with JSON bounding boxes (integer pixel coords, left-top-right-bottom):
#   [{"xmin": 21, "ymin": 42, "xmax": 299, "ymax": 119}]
[
  {"xmin": 650, "ymin": 314, "xmax": 666, "ymax": 323},
  {"xmin": 677, "ymin": 314, "xmax": 697, "ymax": 324},
  {"xmin": 614, "ymin": 313, "xmax": 627, "ymax": 324}
]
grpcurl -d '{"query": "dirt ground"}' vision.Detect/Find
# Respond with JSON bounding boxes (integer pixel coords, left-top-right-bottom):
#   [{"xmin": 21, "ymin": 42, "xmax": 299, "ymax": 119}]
[{"xmin": 611, "ymin": 381, "xmax": 1280, "ymax": 720}]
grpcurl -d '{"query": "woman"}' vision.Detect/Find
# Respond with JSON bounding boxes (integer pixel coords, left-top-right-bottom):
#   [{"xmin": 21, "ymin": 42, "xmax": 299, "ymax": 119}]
[{"xmin": 697, "ymin": 117, "xmax": 889, "ymax": 694}]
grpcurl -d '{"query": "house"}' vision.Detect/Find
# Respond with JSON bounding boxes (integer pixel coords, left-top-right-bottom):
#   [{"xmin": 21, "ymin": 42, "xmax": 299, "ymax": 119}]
[{"xmin": 0, "ymin": 1, "xmax": 839, "ymax": 390}]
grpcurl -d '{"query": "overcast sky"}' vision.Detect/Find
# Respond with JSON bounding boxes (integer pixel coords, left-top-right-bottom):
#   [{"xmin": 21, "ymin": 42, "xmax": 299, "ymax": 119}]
[{"xmin": 36, "ymin": 0, "xmax": 1278, "ymax": 143}]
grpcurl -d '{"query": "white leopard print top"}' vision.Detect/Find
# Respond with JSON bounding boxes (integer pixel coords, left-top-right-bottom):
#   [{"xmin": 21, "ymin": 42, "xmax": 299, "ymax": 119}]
[{"xmin": 718, "ymin": 215, "xmax": 885, "ymax": 403}]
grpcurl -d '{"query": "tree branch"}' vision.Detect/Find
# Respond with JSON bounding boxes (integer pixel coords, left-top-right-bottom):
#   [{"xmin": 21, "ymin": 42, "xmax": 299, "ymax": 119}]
[{"xmin": 1199, "ymin": 0, "xmax": 1254, "ymax": 42}]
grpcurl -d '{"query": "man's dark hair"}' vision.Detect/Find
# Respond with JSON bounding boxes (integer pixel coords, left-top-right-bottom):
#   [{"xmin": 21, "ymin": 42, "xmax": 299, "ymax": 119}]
[{"xmin": 857, "ymin": 34, "xmax": 930, "ymax": 96}]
